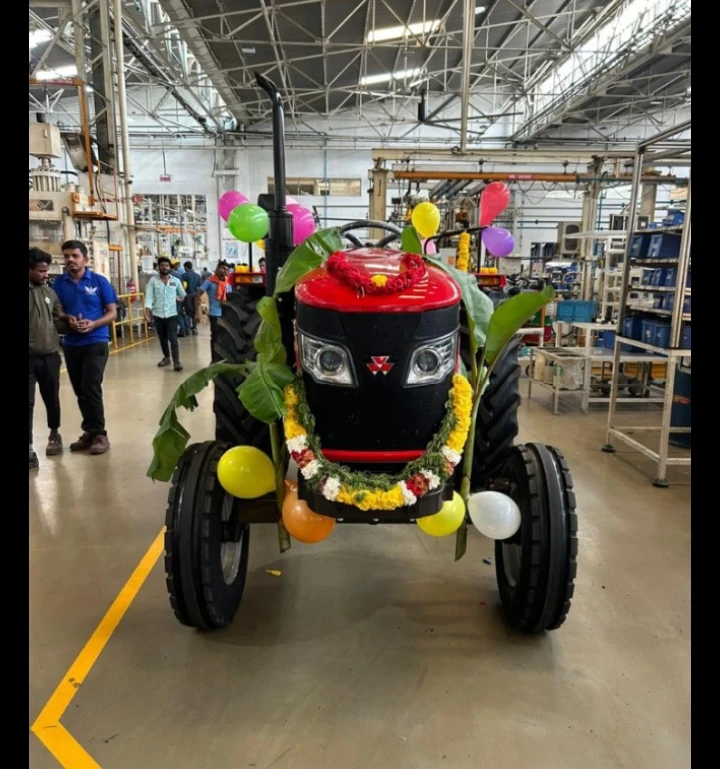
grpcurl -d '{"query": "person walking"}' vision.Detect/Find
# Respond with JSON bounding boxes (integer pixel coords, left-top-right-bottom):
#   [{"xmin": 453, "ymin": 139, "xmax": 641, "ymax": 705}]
[
  {"xmin": 181, "ymin": 261, "xmax": 202, "ymax": 336},
  {"xmin": 53, "ymin": 240, "xmax": 117, "ymax": 456},
  {"xmin": 195, "ymin": 260, "xmax": 231, "ymax": 362},
  {"xmin": 29, "ymin": 248, "xmax": 66, "ymax": 469},
  {"xmin": 145, "ymin": 256, "xmax": 186, "ymax": 371}
]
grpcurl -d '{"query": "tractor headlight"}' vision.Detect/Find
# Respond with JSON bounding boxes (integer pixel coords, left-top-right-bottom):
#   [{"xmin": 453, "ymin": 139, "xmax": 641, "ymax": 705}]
[
  {"xmin": 406, "ymin": 333, "xmax": 456, "ymax": 386},
  {"xmin": 299, "ymin": 333, "xmax": 356, "ymax": 387}
]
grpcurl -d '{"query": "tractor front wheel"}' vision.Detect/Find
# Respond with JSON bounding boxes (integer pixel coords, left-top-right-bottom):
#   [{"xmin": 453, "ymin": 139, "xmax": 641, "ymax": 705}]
[
  {"xmin": 494, "ymin": 443, "xmax": 578, "ymax": 633},
  {"xmin": 165, "ymin": 441, "xmax": 250, "ymax": 630}
]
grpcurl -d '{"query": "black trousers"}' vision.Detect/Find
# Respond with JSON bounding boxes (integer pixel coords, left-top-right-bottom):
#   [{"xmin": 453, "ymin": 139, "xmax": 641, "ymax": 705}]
[
  {"xmin": 209, "ymin": 316, "xmax": 220, "ymax": 362},
  {"xmin": 29, "ymin": 352, "xmax": 62, "ymax": 445},
  {"xmin": 63, "ymin": 343, "xmax": 109, "ymax": 436},
  {"xmin": 154, "ymin": 315, "xmax": 180, "ymax": 363}
]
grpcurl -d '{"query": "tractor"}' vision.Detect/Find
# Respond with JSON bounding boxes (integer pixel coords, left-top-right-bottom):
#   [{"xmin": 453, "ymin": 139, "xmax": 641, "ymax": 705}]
[{"xmin": 160, "ymin": 74, "xmax": 577, "ymax": 635}]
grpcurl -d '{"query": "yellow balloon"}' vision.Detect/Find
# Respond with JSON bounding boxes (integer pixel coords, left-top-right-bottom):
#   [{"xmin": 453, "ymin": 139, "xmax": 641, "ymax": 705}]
[
  {"xmin": 411, "ymin": 202, "xmax": 441, "ymax": 239},
  {"xmin": 217, "ymin": 446, "xmax": 275, "ymax": 499},
  {"xmin": 255, "ymin": 239, "xmax": 265, "ymax": 250},
  {"xmin": 417, "ymin": 492, "xmax": 466, "ymax": 537}
]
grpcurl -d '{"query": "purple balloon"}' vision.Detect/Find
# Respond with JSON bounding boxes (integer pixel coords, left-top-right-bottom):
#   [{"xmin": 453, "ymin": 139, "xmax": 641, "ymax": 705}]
[
  {"xmin": 482, "ymin": 226, "xmax": 515, "ymax": 257},
  {"xmin": 287, "ymin": 203, "xmax": 316, "ymax": 245},
  {"xmin": 219, "ymin": 191, "xmax": 248, "ymax": 221}
]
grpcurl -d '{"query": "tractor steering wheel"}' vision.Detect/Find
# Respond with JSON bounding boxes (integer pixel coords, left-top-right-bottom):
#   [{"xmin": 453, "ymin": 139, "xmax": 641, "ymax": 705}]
[{"xmin": 338, "ymin": 220, "xmax": 404, "ymax": 249}]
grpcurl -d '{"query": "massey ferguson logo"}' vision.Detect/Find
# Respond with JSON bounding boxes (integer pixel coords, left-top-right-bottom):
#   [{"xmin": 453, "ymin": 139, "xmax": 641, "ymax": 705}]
[{"xmin": 367, "ymin": 356, "xmax": 394, "ymax": 376}]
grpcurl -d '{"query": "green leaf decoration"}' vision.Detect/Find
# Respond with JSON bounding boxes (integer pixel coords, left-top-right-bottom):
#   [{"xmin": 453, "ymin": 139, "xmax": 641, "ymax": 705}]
[
  {"xmin": 401, "ymin": 226, "xmax": 423, "ymax": 254},
  {"xmin": 424, "ymin": 255, "xmax": 494, "ymax": 349},
  {"xmin": 255, "ymin": 296, "xmax": 286, "ymax": 364},
  {"xmin": 484, "ymin": 286, "xmax": 554, "ymax": 365},
  {"xmin": 274, "ymin": 227, "xmax": 343, "ymax": 294},
  {"xmin": 147, "ymin": 362, "xmax": 246, "ymax": 481},
  {"xmin": 237, "ymin": 361, "xmax": 296, "ymax": 423}
]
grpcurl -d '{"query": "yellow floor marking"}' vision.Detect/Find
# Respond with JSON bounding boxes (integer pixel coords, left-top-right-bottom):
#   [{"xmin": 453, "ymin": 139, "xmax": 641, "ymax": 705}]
[
  {"xmin": 60, "ymin": 336, "xmax": 153, "ymax": 375},
  {"xmin": 31, "ymin": 527, "xmax": 165, "ymax": 768}
]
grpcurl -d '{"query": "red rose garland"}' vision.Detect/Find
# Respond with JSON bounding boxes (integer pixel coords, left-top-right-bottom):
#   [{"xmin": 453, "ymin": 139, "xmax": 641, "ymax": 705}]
[{"xmin": 326, "ymin": 252, "xmax": 427, "ymax": 295}]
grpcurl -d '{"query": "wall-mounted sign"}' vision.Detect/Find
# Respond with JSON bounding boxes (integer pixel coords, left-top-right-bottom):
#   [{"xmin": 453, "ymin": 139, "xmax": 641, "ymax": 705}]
[{"xmin": 159, "ymin": 174, "xmax": 172, "ymax": 182}]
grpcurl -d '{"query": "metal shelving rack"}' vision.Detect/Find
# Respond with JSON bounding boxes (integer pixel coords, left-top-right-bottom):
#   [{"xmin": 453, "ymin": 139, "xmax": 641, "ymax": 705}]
[{"xmin": 602, "ymin": 121, "xmax": 691, "ymax": 487}]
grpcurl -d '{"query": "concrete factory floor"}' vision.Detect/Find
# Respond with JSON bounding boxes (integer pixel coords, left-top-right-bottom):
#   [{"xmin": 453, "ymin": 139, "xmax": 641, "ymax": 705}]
[{"xmin": 30, "ymin": 330, "xmax": 690, "ymax": 769}]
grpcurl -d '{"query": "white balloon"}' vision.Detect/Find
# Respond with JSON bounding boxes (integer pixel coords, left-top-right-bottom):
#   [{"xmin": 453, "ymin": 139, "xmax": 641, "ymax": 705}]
[{"xmin": 467, "ymin": 491, "xmax": 521, "ymax": 540}]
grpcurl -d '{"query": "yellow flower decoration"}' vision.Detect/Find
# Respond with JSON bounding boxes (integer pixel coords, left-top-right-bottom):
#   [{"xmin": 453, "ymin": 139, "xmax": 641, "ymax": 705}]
[
  {"xmin": 337, "ymin": 485, "xmax": 405, "ymax": 511},
  {"xmin": 445, "ymin": 374, "xmax": 473, "ymax": 452},
  {"xmin": 284, "ymin": 385, "xmax": 299, "ymax": 407},
  {"xmin": 371, "ymin": 274, "xmax": 388, "ymax": 287}
]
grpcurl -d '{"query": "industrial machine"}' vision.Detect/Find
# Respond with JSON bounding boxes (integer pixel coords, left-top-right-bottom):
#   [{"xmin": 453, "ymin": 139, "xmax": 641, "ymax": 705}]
[{"xmin": 160, "ymin": 74, "xmax": 578, "ymax": 636}]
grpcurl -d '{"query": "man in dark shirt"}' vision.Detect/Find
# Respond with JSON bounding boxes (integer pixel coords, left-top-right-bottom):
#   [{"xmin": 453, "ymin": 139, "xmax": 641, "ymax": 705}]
[
  {"xmin": 29, "ymin": 248, "xmax": 66, "ymax": 469},
  {"xmin": 181, "ymin": 261, "xmax": 202, "ymax": 335},
  {"xmin": 53, "ymin": 240, "xmax": 118, "ymax": 455}
]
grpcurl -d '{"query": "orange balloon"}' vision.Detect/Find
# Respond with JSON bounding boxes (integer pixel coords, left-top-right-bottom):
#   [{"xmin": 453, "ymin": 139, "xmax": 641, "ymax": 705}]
[
  {"xmin": 282, "ymin": 490, "xmax": 335, "ymax": 544},
  {"xmin": 284, "ymin": 478, "xmax": 298, "ymax": 494}
]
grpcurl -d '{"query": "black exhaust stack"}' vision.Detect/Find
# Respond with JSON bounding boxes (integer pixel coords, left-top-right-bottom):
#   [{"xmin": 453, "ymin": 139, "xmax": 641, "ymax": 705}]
[{"xmin": 255, "ymin": 72, "xmax": 294, "ymax": 297}]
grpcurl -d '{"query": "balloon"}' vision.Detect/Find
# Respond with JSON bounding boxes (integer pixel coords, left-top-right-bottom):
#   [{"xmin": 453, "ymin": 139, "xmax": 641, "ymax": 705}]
[
  {"xmin": 282, "ymin": 490, "xmax": 335, "ymax": 544},
  {"xmin": 411, "ymin": 202, "xmax": 441, "ymax": 239},
  {"xmin": 285, "ymin": 196, "xmax": 298, "ymax": 205},
  {"xmin": 287, "ymin": 203, "xmax": 316, "ymax": 245},
  {"xmin": 284, "ymin": 478, "xmax": 298, "ymax": 494},
  {"xmin": 422, "ymin": 238, "xmax": 437, "ymax": 255},
  {"xmin": 479, "ymin": 182, "xmax": 511, "ymax": 227},
  {"xmin": 228, "ymin": 203, "xmax": 269, "ymax": 243},
  {"xmin": 218, "ymin": 191, "xmax": 248, "ymax": 221},
  {"xmin": 255, "ymin": 239, "xmax": 265, "ymax": 251},
  {"xmin": 416, "ymin": 492, "xmax": 466, "ymax": 537},
  {"xmin": 217, "ymin": 446, "xmax": 275, "ymax": 499},
  {"xmin": 481, "ymin": 226, "xmax": 515, "ymax": 257},
  {"xmin": 467, "ymin": 491, "xmax": 521, "ymax": 540}
]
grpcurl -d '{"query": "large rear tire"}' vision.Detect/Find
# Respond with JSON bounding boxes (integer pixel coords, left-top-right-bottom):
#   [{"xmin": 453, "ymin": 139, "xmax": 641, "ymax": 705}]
[
  {"xmin": 460, "ymin": 334, "xmax": 521, "ymax": 488},
  {"xmin": 494, "ymin": 443, "xmax": 578, "ymax": 633},
  {"xmin": 213, "ymin": 287, "xmax": 270, "ymax": 451},
  {"xmin": 165, "ymin": 441, "xmax": 250, "ymax": 630}
]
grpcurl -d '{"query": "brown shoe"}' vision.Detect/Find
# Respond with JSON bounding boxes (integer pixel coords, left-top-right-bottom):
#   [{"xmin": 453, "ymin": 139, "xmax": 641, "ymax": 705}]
[
  {"xmin": 70, "ymin": 432, "xmax": 93, "ymax": 452},
  {"xmin": 89, "ymin": 434, "xmax": 110, "ymax": 455}
]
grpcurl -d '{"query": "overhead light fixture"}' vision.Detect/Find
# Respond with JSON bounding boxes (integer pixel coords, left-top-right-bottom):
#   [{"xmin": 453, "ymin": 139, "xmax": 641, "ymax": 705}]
[
  {"xmin": 35, "ymin": 65, "xmax": 78, "ymax": 81},
  {"xmin": 650, "ymin": 99, "xmax": 663, "ymax": 105},
  {"xmin": 366, "ymin": 20, "xmax": 441, "ymax": 44},
  {"xmin": 241, "ymin": 46, "xmax": 255, "ymax": 54},
  {"xmin": 29, "ymin": 29, "xmax": 53, "ymax": 49},
  {"xmin": 361, "ymin": 68, "xmax": 424, "ymax": 86},
  {"xmin": 475, "ymin": 5, "xmax": 488, "ymax": 13}
]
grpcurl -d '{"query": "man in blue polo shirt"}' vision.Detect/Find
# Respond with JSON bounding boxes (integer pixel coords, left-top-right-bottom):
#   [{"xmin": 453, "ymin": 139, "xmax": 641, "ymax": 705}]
[{"xmin": 53, "ymin": 240, "xmax": 118, "ymax": 455}]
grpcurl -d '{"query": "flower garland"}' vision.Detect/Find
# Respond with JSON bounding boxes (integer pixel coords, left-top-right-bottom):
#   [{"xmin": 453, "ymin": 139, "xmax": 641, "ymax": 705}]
[
  {"xmin": 283, "ymin": 374, "xmax": 473, "ymax": 512},
  {"xmin": 456, "ymin": 231, "xmax": 470, "ymax": 272},
  {"xmin": 326, "ymin": 252, "xmax": 427, "ymax": 295}
]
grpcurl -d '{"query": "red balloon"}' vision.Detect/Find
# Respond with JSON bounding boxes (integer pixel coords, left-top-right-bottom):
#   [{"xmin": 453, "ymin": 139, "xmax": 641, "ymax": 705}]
[{"xmin": 479, "ymin": 182, "xmax": 511, "ymax": 227}]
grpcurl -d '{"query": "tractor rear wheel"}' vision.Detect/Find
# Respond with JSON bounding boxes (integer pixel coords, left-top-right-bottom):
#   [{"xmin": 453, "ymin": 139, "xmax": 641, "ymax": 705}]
[
  {"xmin": 494, "ymin": 443, "xmax": 578, "ymax": 633},
  {"xmin": 213, "ymin": 287, "xmax": 270, "ymax": 451},
  {"xmin": 165, "ymin": 440, "xmax": 250, "ymax": 630},
  {"xmin": 460, "ymin": 334, "xmax": 521, "ymax": 488}
]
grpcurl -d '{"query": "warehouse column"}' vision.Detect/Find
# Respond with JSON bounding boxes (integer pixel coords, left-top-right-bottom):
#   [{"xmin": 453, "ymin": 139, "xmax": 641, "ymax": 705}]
[{"xmin": 368, "ymin": 163, "xmax": 389, "ymax": 241}]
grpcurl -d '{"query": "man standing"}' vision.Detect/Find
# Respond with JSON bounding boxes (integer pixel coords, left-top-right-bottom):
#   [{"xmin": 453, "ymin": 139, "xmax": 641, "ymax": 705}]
[
  {"xmin": 195, "ymin": 260, "xmax": 231, "ymax": 362},
  {"xmin": 53, "ymin": 240, "xmax": 117, "ymax": 456},
  {"xmin": 181, "ymin": 261, "xmax": 202, "ymax": 336},
  {"xmin": 145, "ymin": 256, "xmax": 186, "ymax": 371},
  {"xmin": 29, "ymin": 248, "xmax": 65, "ymax": 469}
]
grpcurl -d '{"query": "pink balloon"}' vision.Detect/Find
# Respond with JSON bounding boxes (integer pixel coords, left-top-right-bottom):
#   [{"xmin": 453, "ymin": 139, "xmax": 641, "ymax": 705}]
[
  {"xmin": 219, "ymin": 191, "xmax": 248, "ymax": 221},
  {"xmin": 287, "ymin": 203, "xmax": 316, "ymax": 245},
  {"xmin": 422, "ymin": 238, "xmax": 437, "ymax": 255},
  {"xmin": 481, "ymin": 226, "xmax": 514, "ymax": 257},
  {"xmin": 285, "ymin": 196, "xmax": 298, "ymax": 205}
]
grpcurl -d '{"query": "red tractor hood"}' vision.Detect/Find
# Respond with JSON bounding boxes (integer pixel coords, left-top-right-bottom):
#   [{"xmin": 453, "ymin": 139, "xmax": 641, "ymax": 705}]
[{"xmin": 295, "ymin": 248, "xmax": 461, "ymax": 313}]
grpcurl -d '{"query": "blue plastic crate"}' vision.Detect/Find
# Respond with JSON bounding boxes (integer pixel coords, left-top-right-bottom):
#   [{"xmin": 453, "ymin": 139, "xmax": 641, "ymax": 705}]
[
  {"xmin": 664, "ymin": 269, "xmax": 677, "ymax": 287},
  {"xmin": 686, "ymin": 271, "xmax": 691, "ymax": 288},
  {"xmin": 653, "ymin": 323, "xmax": 671, "ymax": 349},
  {"xmin": 629, "ymin": 233, "xmax": 652, "ymax": 257},
  {"xmin": 622, "ymin": 315, "xmax": 644, "ymax": 340},
  {"xmin": 661, "ymin": 210, "xmax": 685, "ymax": 227},
  {"xmin": 650, "ymin": 268, "xmax": 667, "ymax": 286},
  {"xmin": 647, "ymin": 233, "xmax": 681, "ymax": 258},
  {"xmin": 555, "ymin": 300, "xmax": 597, "ymax": 323},
  {"xmin": 681, "ymin": 325, "xmax": 691, "ymax": 349},
  {"xmin": 683, "ymin": 296, "xmax": 691, "ymax": 314},
  {"xmin": 661, "ymin": 293, "xmax": 674, "ymax": 311},
  {"xmin": 641, "ymin": 319, "xmax": 656, "ymax": 345},
  {"xmin": 641, "ymin": 269, "xmax": 653, "ymax": 286}
]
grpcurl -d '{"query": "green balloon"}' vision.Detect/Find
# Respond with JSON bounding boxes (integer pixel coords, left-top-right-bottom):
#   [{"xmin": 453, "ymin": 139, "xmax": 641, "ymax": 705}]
[{"xmin": 227, "ymin": 203, "xmax": 269, "ymax": 243}]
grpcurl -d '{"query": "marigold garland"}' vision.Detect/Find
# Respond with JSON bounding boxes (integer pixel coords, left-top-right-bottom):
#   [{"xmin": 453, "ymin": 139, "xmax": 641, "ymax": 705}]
[
  {"xmin": 326, "ymin": 252, "xmax": 426, "ymax": 295},
  {"xmin": 283, "ymin": 373, "xmax": 473, "ymax": 512}
]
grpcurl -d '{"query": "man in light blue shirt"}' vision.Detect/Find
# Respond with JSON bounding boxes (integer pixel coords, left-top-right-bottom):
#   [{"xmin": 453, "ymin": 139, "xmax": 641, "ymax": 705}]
[
  {"xmin": 145, "ymin": 256, "xmax": 186, "ymax": 371},
  {"xmin": 195, "ymin": 260, "xmax": 231, "ymax": 362}
]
